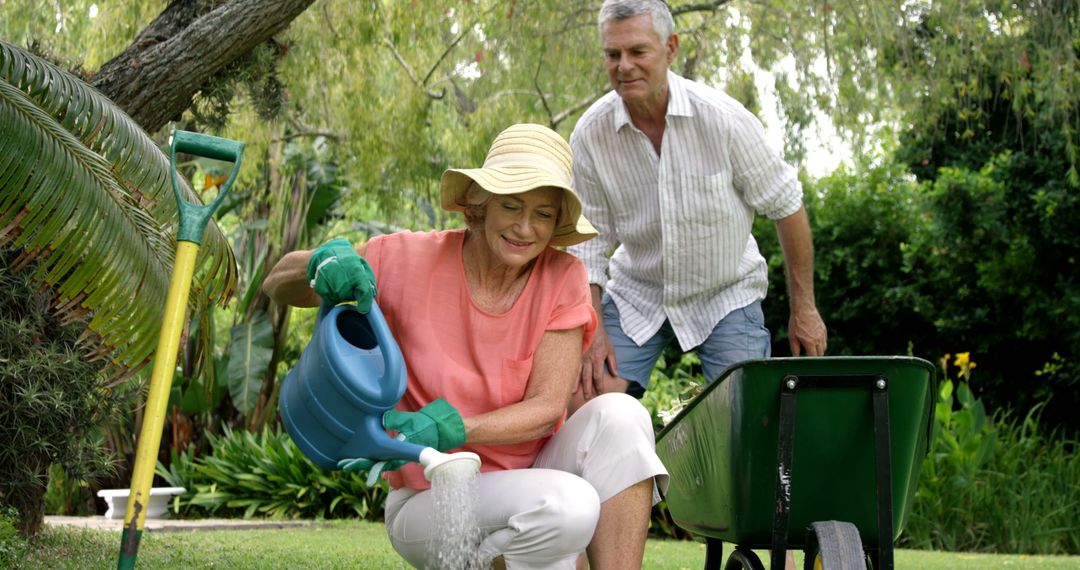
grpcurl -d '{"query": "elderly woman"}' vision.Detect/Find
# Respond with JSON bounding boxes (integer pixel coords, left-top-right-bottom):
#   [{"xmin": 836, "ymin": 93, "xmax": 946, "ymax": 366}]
[{"xmin": 264, "ymin": 124, "xmax": 668, "ymax": 569}]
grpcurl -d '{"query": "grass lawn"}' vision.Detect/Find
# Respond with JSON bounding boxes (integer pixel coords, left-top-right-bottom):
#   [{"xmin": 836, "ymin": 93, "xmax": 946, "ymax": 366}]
[{"xmin": 20, "ymin": 519, "xmax": 1080, "ymax": 569}]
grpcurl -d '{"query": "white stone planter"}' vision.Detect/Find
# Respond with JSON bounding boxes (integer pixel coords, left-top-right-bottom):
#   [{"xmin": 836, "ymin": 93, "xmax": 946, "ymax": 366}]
[{"xmin": 97, "ymin": 487, "xmax": 186, "ymax": 520}]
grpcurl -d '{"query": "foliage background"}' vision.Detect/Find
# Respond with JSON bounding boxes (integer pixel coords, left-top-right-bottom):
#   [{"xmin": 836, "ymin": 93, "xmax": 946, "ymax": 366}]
[
  {"xmin": 0, "ymin": 248, "xmax": 120, "ymax": 535},
  {"xmin": 0, "ymin": 0, "xmax": 1077, "ymax": 553}
]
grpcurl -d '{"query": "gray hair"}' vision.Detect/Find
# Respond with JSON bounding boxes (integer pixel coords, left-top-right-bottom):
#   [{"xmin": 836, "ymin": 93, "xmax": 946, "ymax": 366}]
[
  {"xmin": 598, "ymin": 0, "xmax": 675, "ymax": 42},
  {"xmin": 462, "ymin": 182, "xmax": 495, "ymax": 230},
  {"xmin": 461, "ymin": 182, "xmax": 570, "ymax": 233}
]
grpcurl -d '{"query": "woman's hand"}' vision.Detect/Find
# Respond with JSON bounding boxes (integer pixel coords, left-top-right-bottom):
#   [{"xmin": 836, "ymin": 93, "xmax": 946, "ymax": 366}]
[
  {"xmin": 306, "ymin": 238, "xmax": 377, "ymax": 311},
  {"xmin": 383, "ymin": 398, "xmax": 466, "ymax": 451}
]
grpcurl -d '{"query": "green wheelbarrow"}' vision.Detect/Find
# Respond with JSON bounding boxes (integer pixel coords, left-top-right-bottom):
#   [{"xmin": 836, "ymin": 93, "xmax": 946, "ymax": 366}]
[{"xmin": 654, "ymin": 356, "xmax": 937, "ymax": 570}]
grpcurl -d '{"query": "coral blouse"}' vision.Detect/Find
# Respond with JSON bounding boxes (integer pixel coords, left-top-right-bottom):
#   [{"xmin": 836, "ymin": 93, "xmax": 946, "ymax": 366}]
[{"xmin": 363, "ymin": 230, "xmax": 596, "ymax": 491}]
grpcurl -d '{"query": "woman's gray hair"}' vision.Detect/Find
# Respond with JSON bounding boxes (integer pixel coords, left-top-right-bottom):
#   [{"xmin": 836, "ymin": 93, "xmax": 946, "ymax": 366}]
[
  {"xmin": 462, "ymin": 182, "xmax": 495, "ymax": 230},
  {"xmin": 598, "ymin": 0, "xmax": 675, "ymax": 41},
  {"xmin": 461, "ymin": 181, "xmax": 571, "ymax": 233}
]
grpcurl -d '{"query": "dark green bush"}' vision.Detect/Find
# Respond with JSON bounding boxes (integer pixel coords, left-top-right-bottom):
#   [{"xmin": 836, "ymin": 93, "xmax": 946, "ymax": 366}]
[
  {"xmin": 43, "ymin": 463, "xmax": 100, "ymax": 518},
  {"xmin": 0, "ymin": 507, "xmax": 27, "ymax": 568},
  {"xmin": 889, "ymin": 30, "xmax": 1080, "ymax": 427},
  {"xmin": 899, "ymin": 157, "xmax": 1080, "ymax": 426},
  {"xmin": 757, "ymin": 153, "xmax": 1079, "ymax": 430},
  {"xmin": 903, "ymin": 355, "xmax": 1080, "ymax": 554},
  {"xmin": 0, "ymin": 248, "xmax": 120, "ymax": 536},
  {"xmin": 758, "ymin": 162, "xmax": 934, "ymax": 359},
  {"xmin": 156, "ymin": 426, "xmax": 389, "ymax": 521}
]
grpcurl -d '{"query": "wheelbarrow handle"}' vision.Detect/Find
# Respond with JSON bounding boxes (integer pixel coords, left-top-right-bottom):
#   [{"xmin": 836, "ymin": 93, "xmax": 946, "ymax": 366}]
[{"xmin": 169, "ymin": 130, "xmax": 245, "ymax": 244}]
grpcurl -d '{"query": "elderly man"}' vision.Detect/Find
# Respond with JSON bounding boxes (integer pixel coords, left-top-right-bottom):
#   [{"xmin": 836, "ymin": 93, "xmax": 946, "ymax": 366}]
[{"xmin": 568, "ymin": 0, "xmax": 828, "ymax": 410}]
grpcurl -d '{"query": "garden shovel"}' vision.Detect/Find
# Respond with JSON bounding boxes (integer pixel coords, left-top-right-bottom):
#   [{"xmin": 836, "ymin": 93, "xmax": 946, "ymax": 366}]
[{"xmin": 117, "ymin": 130, "xmax": 244, "ymax": 570}]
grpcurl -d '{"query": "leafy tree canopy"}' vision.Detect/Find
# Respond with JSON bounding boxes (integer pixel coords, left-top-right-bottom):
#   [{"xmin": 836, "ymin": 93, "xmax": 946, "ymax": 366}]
[
  {"xmin": 4, "ymin": 1, "xmax": 1074, "ymax": 216},
  {"xmin": 1, "ymin": 0, "xmax": 1075, "ymax": 401}
]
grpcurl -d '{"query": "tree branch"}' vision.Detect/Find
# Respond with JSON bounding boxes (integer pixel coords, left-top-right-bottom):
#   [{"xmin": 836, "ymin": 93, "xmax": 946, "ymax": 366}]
[
  {"xmin": 533, "ymin": 40, "xmax": 556, "ymax": 128},
  {"xmin": 382, "ymin": 5, "xmax": 501, "ymax": 102},
  {"xmin": 383, "ymin": 38, "xmax": 445, "ymax": 99},
  {"xmin": 273, "ymin": 131, "xmax": 343, "ymax": 142},
  {"xmin": 821, "ymin": 1, "xmax": 835, "ymax": 86},
  {"xmin": 420, "ymin": 15, "xmax": 477, "ymax": 87},
  {"xmin": 672, "ymin": 0, "xmax": 732, "ymax": 16},
  {"xmin": 321, "ymin": 2, "xmax": 340, "ymax": 41},
  {"xmin": 91, "ymin": 0, "xmax": 315, "ymax": 133},
  {"xmin": 553, "ymin": 93, "xmax": 605, "ymax": 129}
]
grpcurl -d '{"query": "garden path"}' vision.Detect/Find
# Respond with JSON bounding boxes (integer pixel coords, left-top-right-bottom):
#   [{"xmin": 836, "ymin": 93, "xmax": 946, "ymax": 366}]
[{"xmin": 44, "ymin": 515, "xmax": 319, "ymax": 533}]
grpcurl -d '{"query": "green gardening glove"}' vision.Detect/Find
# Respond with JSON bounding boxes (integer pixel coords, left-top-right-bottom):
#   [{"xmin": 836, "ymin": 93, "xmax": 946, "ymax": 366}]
[
  {"xmin": 306, "ymin": 238, "xmax": 377, "ymax": 311},
  {"xmin": 338, "ymin": 399, "xmax": 464, "ymax": 485},
  {"xmin": 383, "ymin": 398, "xmax": 466, "ymax": 452}
]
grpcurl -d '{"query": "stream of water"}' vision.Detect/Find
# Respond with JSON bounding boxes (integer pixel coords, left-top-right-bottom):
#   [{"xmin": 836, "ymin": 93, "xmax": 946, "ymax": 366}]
[{"xmin": 427, "ymin": 460, "xmax": 482, "ymax": 569}]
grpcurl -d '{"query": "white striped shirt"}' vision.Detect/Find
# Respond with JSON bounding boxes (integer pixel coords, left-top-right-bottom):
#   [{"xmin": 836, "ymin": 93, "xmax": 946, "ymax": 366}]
[{"xmin": 567, "ymin": 71, "xmax": 803, "ymax": 350}]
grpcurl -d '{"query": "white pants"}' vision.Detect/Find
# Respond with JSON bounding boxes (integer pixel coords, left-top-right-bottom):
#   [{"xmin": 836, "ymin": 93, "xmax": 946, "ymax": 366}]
[{"xmin": 383, "ymin": 393, "xmax": 670, "ymax": 569}]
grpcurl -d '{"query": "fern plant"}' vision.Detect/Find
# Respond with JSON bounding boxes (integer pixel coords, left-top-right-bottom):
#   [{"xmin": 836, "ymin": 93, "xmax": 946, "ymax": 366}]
[
  {"xmin": 0, "ymin": 39, "xmax": 236, "ymax": 382},
  {"xmin": 156, "ymin": 426, "xmax": 390, "ymax": 521}
]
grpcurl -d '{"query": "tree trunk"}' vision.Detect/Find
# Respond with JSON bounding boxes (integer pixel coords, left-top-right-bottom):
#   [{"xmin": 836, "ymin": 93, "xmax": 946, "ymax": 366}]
[
  {"xmin": 91, "ymin": 0, "xmax": 315, "ymax": 133},
  {"xmin": 8, "ymin": 472, "xmax": 46, "ymax": 537}
]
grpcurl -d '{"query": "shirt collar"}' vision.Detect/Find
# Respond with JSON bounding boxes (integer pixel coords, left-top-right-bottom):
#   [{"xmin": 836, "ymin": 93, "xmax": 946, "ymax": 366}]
[
  {"xmin": 613, "ymin": 70, "xmax": 693, "ymax": 132},
  {"xmin": 666, "ymin": 71, "xmax": 692, "ymax": 118}
]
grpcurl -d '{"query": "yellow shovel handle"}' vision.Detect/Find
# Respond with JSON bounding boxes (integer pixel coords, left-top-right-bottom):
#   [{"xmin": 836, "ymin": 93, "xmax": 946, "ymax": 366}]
[{"xmin": 120, "ymin": 242, "xmax": 198, "ymax": 549}]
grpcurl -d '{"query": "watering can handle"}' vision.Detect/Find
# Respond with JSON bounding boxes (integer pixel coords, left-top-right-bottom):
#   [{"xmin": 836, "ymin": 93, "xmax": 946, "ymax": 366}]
[
  {"xmin": 366, "ymin": 300, "xmax": 405, "ymax": 387},
  {"xmin": 169, "ymin": 130, "xmax": 245, "ymax": 244},
  {"xmin": 315, "ymin": 291, "xmax": 405, "ymax": 388}
]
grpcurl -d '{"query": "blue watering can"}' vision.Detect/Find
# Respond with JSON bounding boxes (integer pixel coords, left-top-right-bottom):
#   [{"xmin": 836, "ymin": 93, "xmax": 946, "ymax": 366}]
[
  {"xmin": 279, "ymin": 294, "xmax": 480, "ymax": 482},
  {"xmin": 279, "ymin": 298, "xmax": 427, "ymax": 469}
]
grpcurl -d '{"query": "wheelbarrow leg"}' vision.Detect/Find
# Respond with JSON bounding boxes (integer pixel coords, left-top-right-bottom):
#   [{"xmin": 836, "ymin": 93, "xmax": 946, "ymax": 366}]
[
  {"xmin": 871, "ymin": 378, "xmax": 894, "ymax": 570},
  {"xmin": 704, "ymin": 537, "xmax": 724, "ymax": 570},
  {"xmin": 770, "ymin": 377, "xmax": 798, "ymax": 570}
]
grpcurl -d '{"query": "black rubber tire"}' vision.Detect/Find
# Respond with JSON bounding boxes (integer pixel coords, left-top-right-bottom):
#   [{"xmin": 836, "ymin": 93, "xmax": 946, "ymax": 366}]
[
  {"xmin": 803, "ymin": 521, "xmax": 868, "ymax": 570},
  {"xmin": 724, "ymin": 547, "xmax": 766, "ymax": 570}
]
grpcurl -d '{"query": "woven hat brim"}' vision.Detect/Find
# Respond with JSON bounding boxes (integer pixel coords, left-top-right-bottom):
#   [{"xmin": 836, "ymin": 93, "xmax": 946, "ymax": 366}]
[{"xmin": 440, "ymin": 167, "xmax": 597, "ymax": 247}]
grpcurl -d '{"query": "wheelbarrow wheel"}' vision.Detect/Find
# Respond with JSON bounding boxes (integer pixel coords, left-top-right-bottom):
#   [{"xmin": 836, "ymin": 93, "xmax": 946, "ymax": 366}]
[
  {"xmin": 724, "ymin": 547, "xmax": 765, "ymax": 570},
  {"xmin": 804, "ymin": 521, "xmax": 867, "ymax": 570}
]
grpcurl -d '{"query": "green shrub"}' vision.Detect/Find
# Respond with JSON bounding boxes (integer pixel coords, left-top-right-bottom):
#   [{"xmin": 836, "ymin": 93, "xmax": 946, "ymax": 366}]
[
  {"xmin": 43, "ymin": 463, "xmax": 98, "ymax": 517},
  {"xmin": 641, "ymin": 348, "xmax": 704, "ymax": 431},
  {"xmin": 0, "ymin": 507, "xmax": 27, "ymax": 568},
  {"xmin": 757, "ymin": 155, "xmax": 1080, "ymax": 431},
  {"xmin": 0, "ymin": 248, "xmax": 120, "ymax": 536},
  {"xmin": 898, "ymin": 159, "xmax": 1080, "ymax": 427},
  {"xmin": 757, "ymin": 161, "xmax": 933, "ymax": 360},
  {"xmin": 904, "ymin": 354, "xmax": 1080, "ymax": 554},
  {"xmin": 891, "ymin": 41, "xmax": 1080, "ymax": 427},
  {"xmin": 156, "ymin": 426, "xmax": 389, "ymax": 521}
]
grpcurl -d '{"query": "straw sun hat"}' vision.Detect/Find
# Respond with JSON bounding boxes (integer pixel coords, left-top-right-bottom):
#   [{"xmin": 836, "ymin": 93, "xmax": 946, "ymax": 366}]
[{"xmin": 440, "ymin": 123, "xmax": 597, "ymax": 247}]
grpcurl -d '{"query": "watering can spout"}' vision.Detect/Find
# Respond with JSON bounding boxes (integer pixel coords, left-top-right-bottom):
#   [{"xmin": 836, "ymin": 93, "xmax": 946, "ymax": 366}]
[{"xmin": 340, "ymin": 414, "xmax": 426, "ymax": 462}]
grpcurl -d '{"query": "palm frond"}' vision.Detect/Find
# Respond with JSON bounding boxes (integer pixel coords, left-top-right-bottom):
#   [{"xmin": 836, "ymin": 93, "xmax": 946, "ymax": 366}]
[{"xmin": 0, "ymin": 40, "xmax": 237, "ymax": 380}]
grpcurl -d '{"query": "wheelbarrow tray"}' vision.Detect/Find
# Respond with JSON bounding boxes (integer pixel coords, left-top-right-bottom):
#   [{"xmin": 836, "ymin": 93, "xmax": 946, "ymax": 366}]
[{"xmin": 655, "ymin": 356, "xmax": 935, "ymax": 549}]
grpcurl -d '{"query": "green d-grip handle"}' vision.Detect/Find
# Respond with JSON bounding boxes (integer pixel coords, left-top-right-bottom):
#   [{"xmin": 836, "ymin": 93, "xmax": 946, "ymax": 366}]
[{"xmin": 169, "ymin": 130, "xmax": 245, "ymax": 244}]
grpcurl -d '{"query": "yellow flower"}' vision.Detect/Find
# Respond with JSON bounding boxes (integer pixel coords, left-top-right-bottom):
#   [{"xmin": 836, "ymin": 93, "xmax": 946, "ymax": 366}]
[
  {"xmin": 954, "ymin": 352, "xmax": 977, "ymax": 378},
  {"xmin": 940, "ymin": 353, "xmax": 951, "ymax": 376}
]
